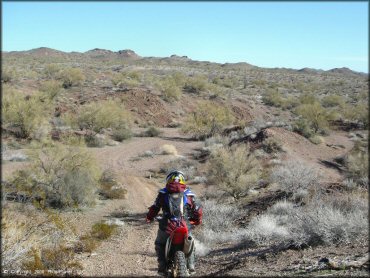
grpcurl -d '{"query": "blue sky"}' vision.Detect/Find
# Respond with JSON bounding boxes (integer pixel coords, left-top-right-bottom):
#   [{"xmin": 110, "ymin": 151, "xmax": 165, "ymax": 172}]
[{"xmin": 3, "ymin": 1, "xmax": 369, "ymax": 72}]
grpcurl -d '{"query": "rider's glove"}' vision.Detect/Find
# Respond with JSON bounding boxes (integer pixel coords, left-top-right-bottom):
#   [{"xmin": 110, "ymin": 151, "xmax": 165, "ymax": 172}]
[{"xmin": 146, "ymin": 205, "xmax": 159, "ymax": 221}]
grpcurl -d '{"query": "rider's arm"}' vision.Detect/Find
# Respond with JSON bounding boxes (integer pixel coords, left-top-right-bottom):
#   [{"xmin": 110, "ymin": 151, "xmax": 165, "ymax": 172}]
[
  {"xmin": 146, "ymin": 193, "xmax": 162, "ymax": 221},
  {"xmin": 187, "ymin": 196, "xmax": 203, "ymax": 225}
]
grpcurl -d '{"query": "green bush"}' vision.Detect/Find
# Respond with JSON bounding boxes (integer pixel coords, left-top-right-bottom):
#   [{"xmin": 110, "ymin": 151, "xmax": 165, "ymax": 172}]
[
  {"xmin": 91, "ymin": 222, "xmax": 117, "ymax": 240},
  {"xmin": 39, "ymin": 80, "xmax": 63, "ymax": 100},
  {"xmin": 262, "ymin": 137, "xmax": 283, "ymax": 153},
  {"xmin": 345, "ymin": 141, "xmax": 368, "ymax": 185},
  {"xmin": 141, "ymin": 126, "xmax": 162, "ymax": 137},
  {"xmin": 2, "ymin": 68, "xmax": 16, "ymax": 83},
  {"xmin": 183, "ymin": 75, "xmax": 209, "ymax": 94},
  {"xmin": 58, "ymin": 68, "xmax": 85, "ymax": 88},
  {"xmin": 182, "ymin": 101, "xmax": 234, "ymax": 139},
  {"xmin": 157, "ymin": 77, "xmax": 182, "ymax": 102},
  {"xmin": 343, "ymin": 103, "xmax": 368, "ymax": 128},
  {"xmin": 2, "ymin": 87, "xmax": 51, "ymax": 140},
  {"xmin": 295, "ymin": 102, "xmax": 332, "ymax": 134},
  {"xmin": 321, "ymin": 95, "xmax": 345, "ymax": 108},
  {"xmin": 207, "ymin": 144, "xmax": 261, "ymax": 199},
  {"xmin": 112, "ymin": 123, "xmax": 132, "ymax": 142},
  {"xmin": 10, "ymin": 144, "xmax": 100, "ymax": 209},
  {"xmin": 65, "ymin": 99, "xmax": 132, "ymax": 134},
  {"xmin": 112, "ymin": 71, "xmax": 141, "ymax": 88},
  {"xmin": 262, "ymin": 89, "xmax": 284, "ymax": 107},
  {"xmin": 43, "ymin": 64, "xmax": 61, "ymax": 79},
  {"xmin": 23, "ymin": 244, "xmax": 82, "ymax": 274},
  {"xmin": 299, "ymin": 93, "xmax": 319, "ymax": 105}
]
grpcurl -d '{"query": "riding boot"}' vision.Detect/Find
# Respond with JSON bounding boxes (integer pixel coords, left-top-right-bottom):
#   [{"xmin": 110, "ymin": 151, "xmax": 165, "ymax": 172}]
[
  {"xmin": 187, "ymin": 249, "xmax": 196, "ymax": 273},
  {"xmin": 155, "ymin": 229, "xmax": 168, "ymax": 275}
]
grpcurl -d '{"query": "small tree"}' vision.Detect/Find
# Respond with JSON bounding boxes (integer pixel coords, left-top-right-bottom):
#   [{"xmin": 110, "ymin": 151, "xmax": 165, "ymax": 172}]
[
  {"xmin": 207, "ymin": 144, "xmax": 261, "ymax": 199},
  {"xmin": 182, "ymin": 101, "xmax": 234, "ymax": 139}
]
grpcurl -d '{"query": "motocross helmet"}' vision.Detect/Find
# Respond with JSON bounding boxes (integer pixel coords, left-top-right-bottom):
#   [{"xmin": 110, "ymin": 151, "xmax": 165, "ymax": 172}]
[{"xmin": 166, "ymin": 170, "xmax": 186, "ymax": 185}]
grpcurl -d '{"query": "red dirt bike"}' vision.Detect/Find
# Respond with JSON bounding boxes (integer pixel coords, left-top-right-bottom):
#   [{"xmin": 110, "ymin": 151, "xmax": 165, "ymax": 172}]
[{"xmin": 156, "ymin": 216, "xmax": 195, "ymax": 277}]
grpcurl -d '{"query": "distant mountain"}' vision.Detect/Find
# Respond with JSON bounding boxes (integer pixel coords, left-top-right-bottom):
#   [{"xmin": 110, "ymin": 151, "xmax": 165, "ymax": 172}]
[
  {"xmin": 117, "ymin": 49, "xmax": 141, "ymax": 59},
  {"xmin": 326, "ymin": 67, "xmax": 367, "ymax": 77},
  {"xmin": 298, "ymin": 67, "xmax": 325, "ymax": 74},
  {"xmin": 2, "ymin": 47, "xmax": 367, "ymax": 76}
]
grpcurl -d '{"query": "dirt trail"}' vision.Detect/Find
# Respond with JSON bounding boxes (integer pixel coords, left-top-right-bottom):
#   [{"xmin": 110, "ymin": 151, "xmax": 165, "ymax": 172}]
[
  {"xmin": 79, "ymin": 176, "xmax": 161, "ymax": 276},
  {"xmin": 75, "ymin": 129, "xmax": 204, "ymax": 276}
]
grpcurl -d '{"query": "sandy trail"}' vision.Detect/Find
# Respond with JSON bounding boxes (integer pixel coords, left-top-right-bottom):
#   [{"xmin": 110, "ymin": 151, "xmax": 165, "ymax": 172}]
[
  {"xmin": 75, "ymin": 130, "xmax": 204, "ymax": 276},
  {"xmin": 79, "ymin": 176, "xmax": 162, "ymax": 276}
]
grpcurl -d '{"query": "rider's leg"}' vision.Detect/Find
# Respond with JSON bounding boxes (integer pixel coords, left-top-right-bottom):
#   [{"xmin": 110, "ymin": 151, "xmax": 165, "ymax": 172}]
[
  {"xmin": 154, "ymin": 229, "xmax": 168, "ymax": 273},
  {"xmin": 187, "ymin": 231, "xmax": 196, "ymax": 273}
]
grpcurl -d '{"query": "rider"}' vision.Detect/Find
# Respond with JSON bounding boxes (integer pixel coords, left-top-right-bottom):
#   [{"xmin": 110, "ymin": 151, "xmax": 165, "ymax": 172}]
[{"xmin": 146, "ymin": 170, "xmax": 203, "ymax": 276}]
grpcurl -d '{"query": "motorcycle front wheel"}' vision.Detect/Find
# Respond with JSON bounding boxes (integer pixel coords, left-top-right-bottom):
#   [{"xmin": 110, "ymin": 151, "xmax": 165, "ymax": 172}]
[{"xmin": 172, "ymin": 251, "xmax": 189, "ymax": 277}]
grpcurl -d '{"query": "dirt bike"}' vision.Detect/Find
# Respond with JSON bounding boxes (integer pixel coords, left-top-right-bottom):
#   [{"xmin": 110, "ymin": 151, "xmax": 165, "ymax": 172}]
[{"xmin": 156, "ymin": 216, "xmax": 195, "ymax": 277}]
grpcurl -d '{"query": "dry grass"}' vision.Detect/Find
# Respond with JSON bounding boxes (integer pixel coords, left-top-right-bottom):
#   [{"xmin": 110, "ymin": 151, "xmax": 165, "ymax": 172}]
[
  {"xmin": 160, "ymin": 144, "xmax": 178, "ymax": 155},
  {"xmin": 270, "ymin": 160, "xmax": 320, "ymax": 199},
  {"xmin": 245, "ymin": 191, "xmax": 368, "ymax": 248}
]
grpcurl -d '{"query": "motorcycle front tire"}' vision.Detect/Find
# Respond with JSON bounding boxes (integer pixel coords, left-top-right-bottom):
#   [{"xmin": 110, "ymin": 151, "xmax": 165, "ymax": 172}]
[{"xmin": 172, "ymin": 251, "xmax": 189, "ymax": 277}]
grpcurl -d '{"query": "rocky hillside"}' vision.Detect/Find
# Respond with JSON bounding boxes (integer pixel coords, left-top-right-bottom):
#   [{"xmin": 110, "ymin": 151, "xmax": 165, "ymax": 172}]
[{"xmin": 2, "ymin": 47, "xmax": 368, "ymax": 277}]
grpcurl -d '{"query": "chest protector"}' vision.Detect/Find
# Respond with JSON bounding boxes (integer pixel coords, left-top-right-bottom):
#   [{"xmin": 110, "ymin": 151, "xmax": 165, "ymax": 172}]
[{"xmin": 167, "ymin": 192, "xmax": 187, "ymax": 219}]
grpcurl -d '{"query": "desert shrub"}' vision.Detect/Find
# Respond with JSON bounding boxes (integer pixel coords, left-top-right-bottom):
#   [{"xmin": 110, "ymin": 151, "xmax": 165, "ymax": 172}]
[
  {"xmin": 112, "ymin": 71, "xmax": 141, "ymax": 88},
  {"xmin": 182, "ymin": 101, "xmax": 234, "ymax": 139},
  {"xmin": 262, "ymin": 89, "xmax": 284, "ymax": 107},
  {"xmin": 2, "ymin": 88, "xmax": 51, "ymax": 140},
  {"xmin": 23, "ymin": 244, "xmax": 82, "ymax": 274},
  {"xmin": 293, "ymin": 118, "xmax": 314, "ymax": 138},
  {"xmin": 59, "ymin": 134, "xmax": 86, "ymax": 147},
  {"xmin": 207, "ymin": 144, "xmax": 261, "ymax": 199},
  {"xmin": 170, "ymin": 72, "xmax": 187, "ymax": 86},
  {"xmin": 156, "ymin": 77, "xmax": 182, "ymax": 102},
  {"xmin": 345, "ymin": 141, "xmax": 368, "ymax": 186},
  {"xmin": 141, "ymin": 126, "xmax": 162, "ymax": 137},
  {"xmin": 299, "ymin": 93, "xmax": 319, "ymax": 105},
  {"xmin": 58, "ymin": 68, "xmax": 85, "ymax": 88},
  {"xmin": 39, "ymin": 80, "xmax": 63, "ymax": 100},
  {"xmin": 112, "ymin": 123, "xmax": 132, "ymax": 142},
  {"xmin": 2, "ymin": 67, "xmax": 16, "ymax": 83},
  {"xmin": 270, "ymin": 160, "xmax": 320, "ymax": 199},
  {"xmin": 43, "ymin": 64, "xmax": 61, "ymax": 79},
  {"xmin": 321, "ymin": 95, "xmax": 345, "ymax": 108},
  {"xmin": 194, "ymin": 200, "xmax": 243, "ymax": 246},
  {"xmin": 212, "ymin": 76, "xmax": 239, "ymax": 88},
  {"xmin": 262, "ymin": 137, "xmax": 283, "ymax": 153},
  {"xmin": 245, "ymin": 193, "xmax": 368, "ymax": 248},
  {"xmin": 98, "ymin": 169, "xmax": 127, "ymax": 200},
  {"xmin": 10, "ymin": 144, "xmax": 100, "ymax": 208},
  {"xmin": 91, "ymin": 222, "xmax": 117, "ymax": 240},
  {"xmin": 66, "ymin": 99, "xmax": 132, "ymax": 134},
  {"xmin": 74, "ymin": 234, "xmax": 99, "ymax": 254},
  {"xmin": 343, "ymin": 103, "xmax": 369, "ymax": 128},
  {"xmin": 308, "ymin": 135, "xmax": 324, "ymax": 145},
  {"xmin": 2, "ymin": 204, "xmax": 78, "ymax": 270},
  {"xmin": 183, "ymin": 75, "xmax": 209, "ymax": 94},
  {"xmin": 295, "ymin": 102, "xmax": 332, "ymax": 134},
  {"xmin": 160, "ymin": 144, "xmax": 178, "ymax": 155},
  {"xmin": 84, "ymin": 133, "xmax": 106, "ymax": 147}
]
